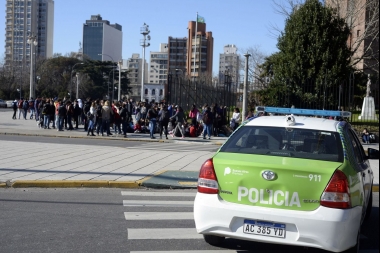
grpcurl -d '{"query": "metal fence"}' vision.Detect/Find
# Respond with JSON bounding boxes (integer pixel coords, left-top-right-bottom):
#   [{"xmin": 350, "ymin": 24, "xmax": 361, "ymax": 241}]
[{"xmin": 167, "ymin": 74, "xmax": 379, "ymax": 128}]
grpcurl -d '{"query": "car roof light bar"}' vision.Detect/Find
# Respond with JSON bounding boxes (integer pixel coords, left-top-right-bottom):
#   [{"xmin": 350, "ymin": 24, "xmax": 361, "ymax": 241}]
[{"xmin": 256, "ymin": 106, "xmax": 351, "ymax": 118}]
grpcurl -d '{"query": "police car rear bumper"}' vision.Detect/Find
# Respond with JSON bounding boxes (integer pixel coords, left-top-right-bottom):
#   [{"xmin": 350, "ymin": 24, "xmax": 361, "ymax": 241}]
[{"xmin": 194, "ymin": 193, "xmax": 362, "ymax": 252}]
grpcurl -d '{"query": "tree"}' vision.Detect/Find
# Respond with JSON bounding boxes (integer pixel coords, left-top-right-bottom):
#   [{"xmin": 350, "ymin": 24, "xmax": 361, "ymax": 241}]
[
  {"xmin": 258, "ymin": 0, "xmax": 353, "ymax": 108},
  {"xmin": 272, "ymin": 0, "xmax": 379, "ymax": 75}
]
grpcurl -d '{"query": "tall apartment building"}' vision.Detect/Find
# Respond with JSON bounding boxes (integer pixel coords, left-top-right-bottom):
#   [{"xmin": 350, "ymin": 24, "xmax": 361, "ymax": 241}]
[
  {"xmin": 186, "ymin": 21, "xmax": 213, "ymax": 78},
  {"xmin": 149, "ymin": 43, "xmax": 168, "ymax": 84},
  {"xmin": 126, "ymin": 53, "xmax": 147, "ymax": 102},
  {"xmin": 326, "ymin": 0, "xmax": 378, "ymax": 74},
  {"xmin": 219, "ymin": 44, "xmax": 240, "ymax": 88},
  {"xmin": 4, "ymin": 0, "xmax": 54, "ymax": 67},
  {"xmin": 167, "ymin": 37, "xmax": 187, "ymax": 75},
  {"xmin": 83, "ymin": 14, "xmax": 122, "ymax": 62}
]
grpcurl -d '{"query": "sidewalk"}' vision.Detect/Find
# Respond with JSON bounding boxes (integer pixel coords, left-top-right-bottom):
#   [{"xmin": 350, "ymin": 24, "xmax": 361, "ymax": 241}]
[{"xmin": 0, "ymin": 110, "xmax": 378, "ymax": 191}]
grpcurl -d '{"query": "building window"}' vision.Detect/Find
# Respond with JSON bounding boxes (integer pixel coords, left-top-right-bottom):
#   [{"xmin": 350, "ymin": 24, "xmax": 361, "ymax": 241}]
[
  {"xmin": 357, "ymin": 30, "xmax": 360, "ymax": 37},
  {"xmin": 145, "ymin": 88, "xmax": 148, "ymax": 95},
  {"xmin": 152, "ymin": 89, "xmax": 156, "ymax": 95},
  {"xmin": 159, "ymin": 89, "xmax": 163, "ymax": 96}
]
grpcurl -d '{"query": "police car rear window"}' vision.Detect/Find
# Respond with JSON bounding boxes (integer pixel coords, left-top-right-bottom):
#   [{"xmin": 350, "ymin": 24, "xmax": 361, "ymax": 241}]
[{"xmin": 220, "ymin": 126, "xmax": 343, "ymax": 162}]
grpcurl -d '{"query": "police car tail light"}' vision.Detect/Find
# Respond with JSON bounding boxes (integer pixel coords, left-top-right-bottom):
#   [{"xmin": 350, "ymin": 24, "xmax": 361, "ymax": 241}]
[
  {"xmin": 321, "ymin": 170, "xmax": 351, "ymax": 209},
  {"xmin": 198, "ymin": 159, "xmax": 219, "ymax": 194}
]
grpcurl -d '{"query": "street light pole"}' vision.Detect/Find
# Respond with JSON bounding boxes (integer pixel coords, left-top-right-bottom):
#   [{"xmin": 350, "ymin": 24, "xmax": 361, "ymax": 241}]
[
  {"xmin": 70, "ymin": 62, "xmax": 84, "ymax": 101},
  {"xmin": 242, "ymin": 52, "xmax": 251, "ymax": 119},
  {"xmin": 118, "ymin": 60, "xmax": 123, "ymax": 101},
  {"xmin": 140, "ymin": 23, "xmax": 151, "ymax": 102},
  {"xmin": 27, "ymin": 34, "xmax": 38, "ymax": 99},
  {"xmin": 99, "ymin": 54, "xmax": 116, "ymax": 102}
]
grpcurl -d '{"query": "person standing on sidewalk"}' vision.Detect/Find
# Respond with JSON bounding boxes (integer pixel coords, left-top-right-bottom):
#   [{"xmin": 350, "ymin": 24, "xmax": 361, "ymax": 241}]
[
  {"xmin": 170, "ymin": 106, "xmax": 185, "ymax": 139},
  {"xmin": 83, "ymin": 98, "xmax": 91, "ymax": 132},
  {"xmin": 158, "ymin": 104, "xmax": 170, "ymax": 139},
  {"xmin": 54, "ymin": 99, "xmax": 60, "ymax": 130},
  {"xmin": 119, "ymin": 102, "xmax": 129, "ymax": 138},
  {"xmin": 73, "ymin": 100, "xmax": 81, "ymax": 129},
  {"xmin": 202, "ymin": 106, "xmax": 214, "ymax": 140},
  {"xmin": 42, "ymin": 99, "xmax": 51, "ymax": 129},
  {"xmin": 95, "ymin": 100, "xmax": 103, "ymax": 136},
  {"xmin": 101, "ymin": 100, "xmax": 113, "ymax": 136},
  {"xmin": 66, "ymin": 101, "xmax": 74, "ymax": 130},
  {"xmin": 57, "ymin": 100, "xmax": 66, "ymax": 131},
  {"xmin": 17, "ymin": 98, "xmax": 23, "ymax": 119},
  {"xmin": 49, "ymin": 99, "xmax": 55, "ymax": 129},
  {"xmin": 87, "ymin": 102, "xmax": 96, "ymax": 136},
  {"xmin": 146, "ymin": 105, "xmax": 158, "ymax": 139},
  {"xmin": 34, "ymin": 97, "xmax": 41, "ymax": 122}
]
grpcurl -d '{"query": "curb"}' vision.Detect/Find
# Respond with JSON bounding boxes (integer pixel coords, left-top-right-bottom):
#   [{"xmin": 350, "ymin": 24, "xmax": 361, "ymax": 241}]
[
  {"xmin": 0, "ymin": 132, "xmax": 224, "ymax": 145},
  {"xmin": 7, "ymin": 180, "xmax": 140, "ymax": 188},
  {"xmin": 1, "ymin": 180, "xmax": 379, "ymax": 192}
]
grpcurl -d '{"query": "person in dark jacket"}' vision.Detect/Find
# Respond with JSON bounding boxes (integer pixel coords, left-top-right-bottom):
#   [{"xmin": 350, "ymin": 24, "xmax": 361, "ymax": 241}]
[
  {"xmin": 73, "ymin": 100, "xmax": 81, "ymax": 129},
  {"xmin": 158, "ymin": 105, "xmax": 170, "ymax": 139},
  {"xmin": 170, "ymin": 106, "xmax": 185, "ymax": 139},
  {"xmin": 66, "ymin": 101, "xmax": 74, "ymax": 130},
  {"xmin": 12, "ymin": 99, "xmax": 17, "ymax": 119},
  {"xmin": 57, "ymin": 100, "xmax": 67, "ymax": 131},
  {"xmin": 119, "ymin": 103, "xmax": 129, "ymax": 138}
]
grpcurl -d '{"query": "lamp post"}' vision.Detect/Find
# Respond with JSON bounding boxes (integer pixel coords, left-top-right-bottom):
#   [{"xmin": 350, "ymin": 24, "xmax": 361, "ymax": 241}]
[
  {"xmin": 140, "ymin": 23, "xmax": 151, "ymax": 102},
  {"xmin": 27, "ymin": 34, "xmax": 38, "ymax": 99},
  {"xmin": 70, "ymin": 63, "xmax": 84, "ymax": 101},
  {"xmin": 76, "ymin": 73, "xmax": 80, "ymax": 99},
  {"xmin": 242, "ymin": 52, "xmax": 251, "ymax": 119},
  {"xmin": 118, "ymin": 60, "xmax": 123, "ymax": 101},
  {"xmin": 108, "ymin": 68, "xmax": 117, "ymax": 101}
]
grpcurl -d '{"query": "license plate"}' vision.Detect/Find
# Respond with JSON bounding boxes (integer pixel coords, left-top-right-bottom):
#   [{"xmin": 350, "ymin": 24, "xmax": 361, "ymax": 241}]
[{"xmin": 243, "ymin": 219, "xmax": 286, "ymax": 238}]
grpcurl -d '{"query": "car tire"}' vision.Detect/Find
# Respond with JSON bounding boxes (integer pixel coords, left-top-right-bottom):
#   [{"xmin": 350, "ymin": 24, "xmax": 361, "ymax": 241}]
[
  {"xmin": 342, "ymin": 228, "xmax": 360, "ymax": 253},
  {"xmin": 203, "ymin": 234, "xmax": 225, "ymax": 246},
  {"xmin": 364, "ymin": 191, "xmax": 373, "ymax": 222}
]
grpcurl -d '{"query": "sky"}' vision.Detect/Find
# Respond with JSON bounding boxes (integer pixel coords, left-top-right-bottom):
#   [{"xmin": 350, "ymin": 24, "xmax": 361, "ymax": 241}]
[{"xmin": 0, "ymin": 0, "xmax": 287, "ymax": 73}]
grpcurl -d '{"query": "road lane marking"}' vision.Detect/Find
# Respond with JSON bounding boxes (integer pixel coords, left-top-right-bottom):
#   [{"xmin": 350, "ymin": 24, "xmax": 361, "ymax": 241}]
[
  {"xmin": 121, "ymin": 191, "xmax": 196, "ymax": 197},
  {"xmin": 127, "ymin": 228, "xmax": 202, "ymax": 239},
  {"xmin": 125, "ymin": 212, "xmax": 193, "ymax": 220},
  {"xmin": 123, "ymin": 200, "xmax": 193, "ymax": 207}
]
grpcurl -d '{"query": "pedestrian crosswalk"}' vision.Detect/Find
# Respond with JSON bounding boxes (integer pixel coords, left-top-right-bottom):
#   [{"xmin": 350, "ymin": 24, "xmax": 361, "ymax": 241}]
[
  {"xmin": 126, "ymin": 142, "xmax": 219, "ymax": 152},
  {"xmin": 122, "ymin": 190, "xmax": 379, "ymax": 253}
]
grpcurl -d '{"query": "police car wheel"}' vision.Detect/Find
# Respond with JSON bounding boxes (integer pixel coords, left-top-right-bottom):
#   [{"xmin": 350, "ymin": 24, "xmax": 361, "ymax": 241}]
[
  {"xmin": 342, "ymin": 228, "xmax": 360, "ymax": 253},
  {"xmin": 203, "ymin": 234, "xmax": 225, "ymax": 246}
]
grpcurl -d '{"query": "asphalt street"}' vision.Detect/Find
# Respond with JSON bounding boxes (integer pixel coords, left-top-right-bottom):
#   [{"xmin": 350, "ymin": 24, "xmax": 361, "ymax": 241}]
[{"xmin": 0, "ymin": 188, "xmax": 378, "ymax": 253}]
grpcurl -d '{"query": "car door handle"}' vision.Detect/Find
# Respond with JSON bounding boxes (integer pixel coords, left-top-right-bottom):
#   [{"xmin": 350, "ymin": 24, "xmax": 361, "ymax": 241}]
[{"xmin": 362, "ymin": 172, "xmax": 366, "ymax": 178}]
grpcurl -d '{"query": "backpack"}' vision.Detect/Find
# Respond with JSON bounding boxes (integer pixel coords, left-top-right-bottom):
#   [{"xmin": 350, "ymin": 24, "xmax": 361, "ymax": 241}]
[
  {"xmin": 18, "ymin": 100, "xmax": 23, "ymax": 109},
  {"xmin": 147, "ymin": 109, "xmax": 157, "ymax": 120},
  {"xmin": 87, "ymin": 111, "xmax": 94, "ymax": 120},
  {"xmin": 83, "ymin": 102, "xmax": 91, "ymax": 114},
  {"xmin": 159, "ymin": 110, "xmax": 169, "ymax": 122},
  {"xmin": 58, "ymin": 105, "xmax": 67, "ymax": 116},
  {"xmin": 96, "ymin": 105, "xmax": 102, "ymax": 118},
  {"xmin": 202, "ymin": 111, "xmax": 211, "ymax": 125},
  {"xmin": 23, "ymin": 100, "xmax": 29, "ymax": 109},
  {"xmin": 29, "ymin": 101, "xmax": 34, "ymax": 108},
  {"xmin": 42, "ymin": 103, "xmax": 49, "ymax": 114}
]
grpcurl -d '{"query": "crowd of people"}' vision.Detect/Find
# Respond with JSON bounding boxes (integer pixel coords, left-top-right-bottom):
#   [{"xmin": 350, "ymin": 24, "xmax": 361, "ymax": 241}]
[{"xmin": 10, "ymin": 97, "xmax": 242, "ymax": 140}]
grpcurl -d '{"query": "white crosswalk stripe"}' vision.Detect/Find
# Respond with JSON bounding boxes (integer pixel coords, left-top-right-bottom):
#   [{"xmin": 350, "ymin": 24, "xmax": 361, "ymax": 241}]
[{"xmin": 122, "ymin": 190, "xmax": 377, "ymax": 253}]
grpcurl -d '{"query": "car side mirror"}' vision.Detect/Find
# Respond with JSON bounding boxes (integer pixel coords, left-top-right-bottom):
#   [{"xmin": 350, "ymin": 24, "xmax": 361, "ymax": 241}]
[{"xmin": 367, "ymin": 148, "xmax": 379, "ymax": 159}]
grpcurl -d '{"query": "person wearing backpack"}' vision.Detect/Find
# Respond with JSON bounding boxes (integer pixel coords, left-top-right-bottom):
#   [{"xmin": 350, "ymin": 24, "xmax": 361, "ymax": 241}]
[
  {"xmin": 73, "ymin": 100, "xmax": 81, "ymax": 129},
  {"xmin": 202, "ymin": 106, "xmax": 214, "ymax": 140},
  {"xmin": 158, "ymin": 105, "xmax": 170, "ymax": 139}
]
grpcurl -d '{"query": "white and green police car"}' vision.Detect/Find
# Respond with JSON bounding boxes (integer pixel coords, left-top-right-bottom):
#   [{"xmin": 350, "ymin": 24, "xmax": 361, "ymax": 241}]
[{"xmin": 194, "ymin": 107, "xmax": 378, "ymax": 253}]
